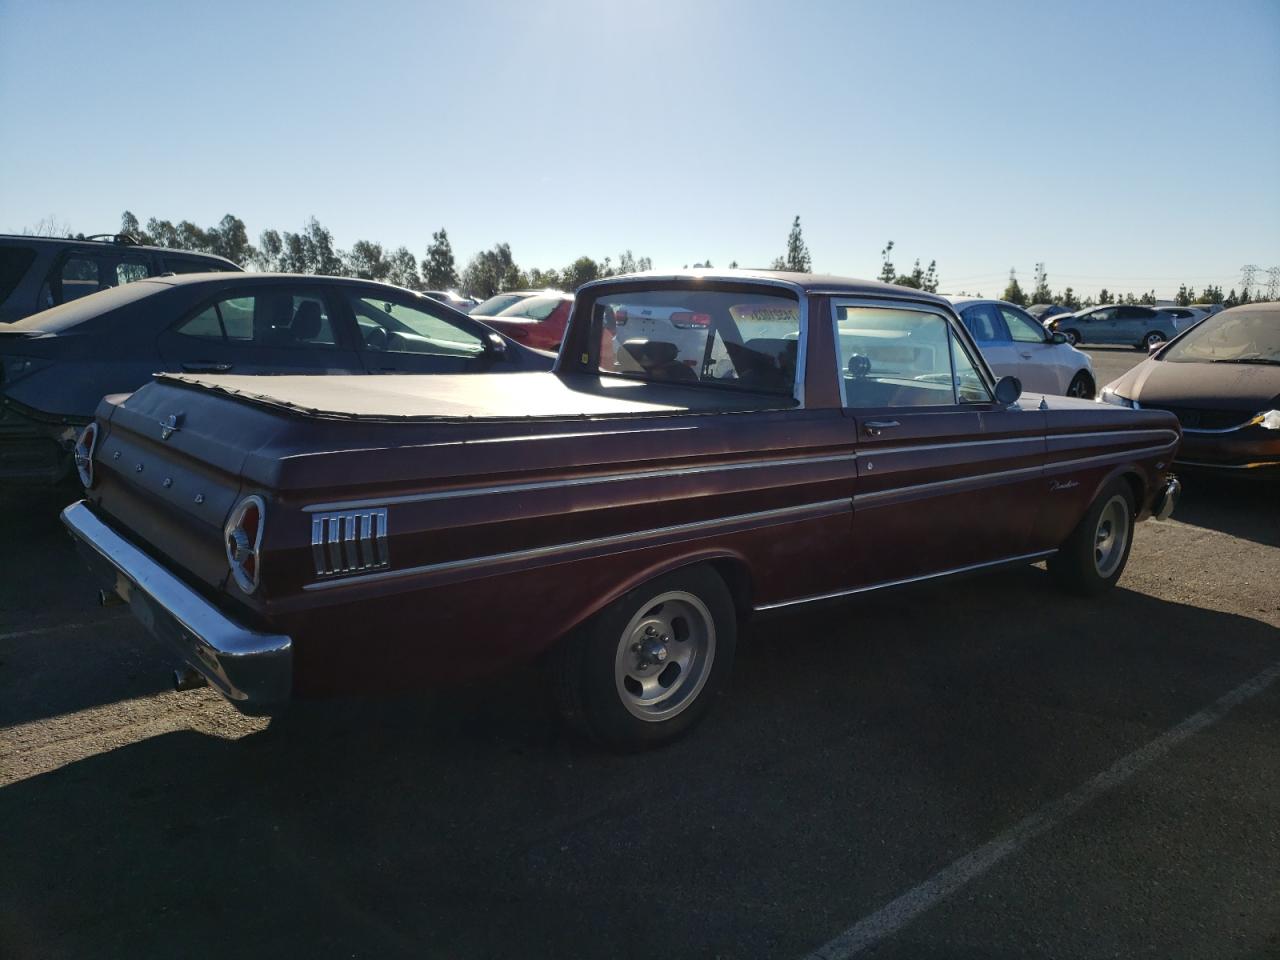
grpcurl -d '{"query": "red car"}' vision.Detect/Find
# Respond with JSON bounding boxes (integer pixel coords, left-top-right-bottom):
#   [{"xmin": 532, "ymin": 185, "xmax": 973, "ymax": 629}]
[{"xmin": 480, "ymin": 293, "xmax": 573, "ymax": 352}]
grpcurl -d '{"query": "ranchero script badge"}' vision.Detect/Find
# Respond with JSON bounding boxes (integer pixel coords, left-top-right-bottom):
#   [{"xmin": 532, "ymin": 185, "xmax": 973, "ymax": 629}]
[{"xmin": 160, "ymin": 413, "xmax": 184, "ymax": 441}]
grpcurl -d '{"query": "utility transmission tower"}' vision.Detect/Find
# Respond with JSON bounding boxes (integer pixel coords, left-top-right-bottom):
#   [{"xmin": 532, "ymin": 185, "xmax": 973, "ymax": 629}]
[
  {"xmin": 1240, "ymin": 264, "xmax": 1259, "ymax": 299},
  {"xmin": 1266, "ymin": 266, "xmax": 1280, "ymax": 302}
]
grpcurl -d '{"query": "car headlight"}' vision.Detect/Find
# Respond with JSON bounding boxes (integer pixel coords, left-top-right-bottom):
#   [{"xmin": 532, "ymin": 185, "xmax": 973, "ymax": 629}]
[
  {"xmin": 1098, "ymin": 388, "xmax": 1134, "ymax": 408},
  {"xmin": 73, "ymin": 422, "xmax": 98, "ymax": 487},
  {"xmin": 1257, "ymin": 409, "xmax": 1280, "ymax": 430}
]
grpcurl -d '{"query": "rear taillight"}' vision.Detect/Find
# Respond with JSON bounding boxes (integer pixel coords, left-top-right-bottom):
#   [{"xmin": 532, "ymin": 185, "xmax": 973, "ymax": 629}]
[
  {"xmin": 225, "ymin": 495, "xmax": 265, "ymax": 594},
  {"xmin": 73, "ymin": 422, "xmax": 98, "ymax": 488},
  {"xmin": 670, "ymin": 311, "xmax": 711, "ymax": 329}
]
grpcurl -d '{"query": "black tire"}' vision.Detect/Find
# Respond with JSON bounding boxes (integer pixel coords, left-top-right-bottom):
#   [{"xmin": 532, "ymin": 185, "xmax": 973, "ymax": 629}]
[
  {"xmin": 1061, "ymin": 328, "xmax": 1081, "ymax": 346},
  {"xmin": 1066, "ymin": 371, "xmax": 1095, "ymax": 399},
  {"xmin": 1138, "ymin": 330, "xmax": 1168, "ymax": 350},
  {"xmin": 1048, "ymin": 479, "xmax": 1136, "ymax": 596},
  {"xmin": 550, "ymin": 564, "xmax": 737, "ymax": 751}
]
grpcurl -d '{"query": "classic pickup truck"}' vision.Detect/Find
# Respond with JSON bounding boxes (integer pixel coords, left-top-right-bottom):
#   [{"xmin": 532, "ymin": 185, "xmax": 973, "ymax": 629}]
[{"xmin": 64, "ymin": 271, "xmax": 1182, "ymax": 748}]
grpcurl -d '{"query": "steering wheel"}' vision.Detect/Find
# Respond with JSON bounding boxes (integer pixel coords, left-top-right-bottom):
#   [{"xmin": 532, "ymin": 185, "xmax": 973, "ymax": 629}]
[{"xmin": 847, "ymin": 354, "xmax": 871, "ymax": 379}]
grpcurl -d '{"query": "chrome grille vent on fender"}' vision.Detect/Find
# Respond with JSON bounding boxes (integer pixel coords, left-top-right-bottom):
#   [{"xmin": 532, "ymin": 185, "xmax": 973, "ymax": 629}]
[{"xmin": 312, "ymin": 508, "xmax": 389, "ymax": 577}]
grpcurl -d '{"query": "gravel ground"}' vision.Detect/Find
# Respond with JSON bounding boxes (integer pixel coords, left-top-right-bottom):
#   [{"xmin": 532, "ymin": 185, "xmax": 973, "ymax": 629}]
[{"xmin": 1, "ymin": 348, "xmax": 1277, "ymax": 960}]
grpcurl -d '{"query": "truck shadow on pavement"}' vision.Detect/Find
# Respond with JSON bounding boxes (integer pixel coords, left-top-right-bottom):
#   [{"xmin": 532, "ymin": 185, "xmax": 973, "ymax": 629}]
[{"xmin": 3, "ymin": 569, "xmax": 1278, "ymax": 960}]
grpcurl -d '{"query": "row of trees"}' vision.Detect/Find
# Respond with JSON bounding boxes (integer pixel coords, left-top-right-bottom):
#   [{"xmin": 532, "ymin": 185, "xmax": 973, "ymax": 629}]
[
  {"xmin": 996, "ymin": 265, "xmax": 1259, "ymax": 311},
  {"xmin": 116, "ymin": 211, "xmax": 654, "ymax": 299}
]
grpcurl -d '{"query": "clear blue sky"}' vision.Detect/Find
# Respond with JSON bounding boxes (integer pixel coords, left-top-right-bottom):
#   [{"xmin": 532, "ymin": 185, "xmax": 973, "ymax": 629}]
[{"xmin": 2, "ymin": 0, "xmax": 1277, "ymax": 298}]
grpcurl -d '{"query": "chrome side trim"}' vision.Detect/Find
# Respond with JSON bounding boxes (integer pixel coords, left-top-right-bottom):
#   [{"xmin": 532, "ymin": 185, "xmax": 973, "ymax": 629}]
[
  {"xmin": 1174, "ymin": 458, "xmax": 1280, "ymax": 471},
  {"xmin": 1046, "ymin": 441, "xmax": 1180, "ymax": 472},
  {"xmin": 303, "ymin": 497, "xmax": 852, "ymax": 592},
  {"xmin": 1181, "ymin": 416, "xmax": 1264, "ymax": 435},
  {"xmin": 312, "ymin": 507, "xmax": 389, "ymax": 576},
  {"xmin": 1046, "ymin": 428, "xmax": 1180, "ymax": 445},
  {"xmin": 303, "ymin": 452, "xmax": 859, "ymax": 513},
  {"xmin": 754, "ymin": 549, "xmax": 1058, "ymax": 611},
  {"xmin": 61, "ymin": 502, "xmax": 291, "ymax": 707},
  {"xmin": 853, "ymin": 464, "xmax": 1044, "ymax": 506}
]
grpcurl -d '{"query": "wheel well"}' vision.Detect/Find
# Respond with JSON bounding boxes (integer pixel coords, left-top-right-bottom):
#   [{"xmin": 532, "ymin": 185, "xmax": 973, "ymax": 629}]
[
  {"xmin": 1072, "ymin": 370, "xmax": 1095, "ymax": 394},
  {"xmin": 1119, "ymin": 470, "xmax": 1144, "ymax": 509},
  {"xmin": 706, "ymin": 557, "xmax": 754, "ymax": 617}
]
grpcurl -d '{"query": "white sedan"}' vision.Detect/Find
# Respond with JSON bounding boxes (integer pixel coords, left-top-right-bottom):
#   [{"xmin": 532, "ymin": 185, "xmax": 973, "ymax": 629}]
[{"xmin": 947, "ymin": 297, "xmax": 1096, "ymax": 398}]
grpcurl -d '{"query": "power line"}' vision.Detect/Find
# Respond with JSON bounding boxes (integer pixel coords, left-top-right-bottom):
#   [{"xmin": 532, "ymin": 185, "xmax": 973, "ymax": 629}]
[{"xmin": 1240, "ymin": 264, "xmax": 1259, "ymax": 298}]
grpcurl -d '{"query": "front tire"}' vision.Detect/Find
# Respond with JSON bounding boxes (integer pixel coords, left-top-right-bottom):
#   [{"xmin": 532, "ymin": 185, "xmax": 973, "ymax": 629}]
[
  {"xmin": 1061, "ymin": 328, "xmax": 1081, "ymax": 346},
  {"xmin": 1066, "ymin": 371, "xmax": 1095, "ymax": 399},
  {"xmin": 1140, "ymin": 330, "xmax": 1167, "ymax": 350},
  {"xmin": 550, "ymin": 565, "xmax": 737, "ymax": 750},
  {"xmin": 1048, "ymin": 479, "xmax": 1136, "ymax": 596}
]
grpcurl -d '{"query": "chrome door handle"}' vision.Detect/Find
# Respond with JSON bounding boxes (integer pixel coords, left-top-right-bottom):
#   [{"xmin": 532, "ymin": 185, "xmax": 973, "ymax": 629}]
[
  {"xmin": 863, "ymin": 418, "xmax": 900, "ymax": 437},
  {"xmin": 1019, "ymin": 351, "xmax": 1033, "ymax": 359}
]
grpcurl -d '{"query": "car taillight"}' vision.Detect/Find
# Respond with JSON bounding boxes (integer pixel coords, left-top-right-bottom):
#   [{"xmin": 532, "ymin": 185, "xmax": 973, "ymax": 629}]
[
  {"xmin": 225, "ymin": 495, "xmax": 266, "ymax": 594},
  {"xmin": 670, "ymin": 312, "xmax": 711, "ymax": 329},
  {"xmin": 73, "ymin": 422, "xmax": 98, "ymax": 488}
]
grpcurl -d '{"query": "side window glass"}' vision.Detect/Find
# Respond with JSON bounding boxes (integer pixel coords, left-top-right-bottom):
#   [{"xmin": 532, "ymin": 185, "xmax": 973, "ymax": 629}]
[
  {"xmin": 950, "ymin": 330, "xmax": 993, "ymax": 402},
  {"xmin": 349, "ymin": 295, "xmax": 484, "ymax": 357},
  {"xmin": 999, "ymin": 307, "xmax": 1047, "ymax": 343},
  {"xmin": 172, "ymin": 292, "xmax": 337, "ymax": 348},
  {"xmin": 58, "ymin": 256, "xmax": 102, "ymax": 303},
  {"xmin": 835, "ymin": 304, "xmax": 958, "ymax": 408},
  {"xmin": 115, "ymin": 258, "xmax": 152, "ymax": 285},
  {"xmin": 960, "ymin": 304, "xmax": 1004, "ymax": 343}
]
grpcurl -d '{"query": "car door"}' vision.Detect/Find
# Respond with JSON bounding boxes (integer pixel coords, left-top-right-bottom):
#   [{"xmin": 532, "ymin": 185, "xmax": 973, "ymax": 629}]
[
  {"xmin": 997, "ymin": 305, "xmax": 1068, "ymax": 394},
  {"xmin": 157, "ymin": 283, "xmax": 364, "ymax": 374},
  {"xmin": 958, "ymin": 302, "xmax": 1021, "ymax": 381},
  {"xmin": 345, "ymin": 288, "xmax": 506, "ymax": 374},
  {"xmin": 1080, "ymin": 307, "xmax": 1116, "ymax": 343},
  {"xmin": 835, "ymin": 298, "xmax": 1047, "ymax": 587}
]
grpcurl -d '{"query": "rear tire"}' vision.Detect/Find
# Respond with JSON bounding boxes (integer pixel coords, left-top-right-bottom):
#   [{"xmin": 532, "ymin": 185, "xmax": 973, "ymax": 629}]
[
  {"xmin": 550, "ymin": 565, "xmax": 737, "ymax": 751},
  {"xmin": 1048, "ymin": 479, "xmax": 1136, "ymax": 596},
  {"xmin": 1066, "ymin": 371, "xmax": 1094, "ymax": 399},
  {"xmin": 1139, "ymin": 330, "xmax": 1168, "ymax": 350}
]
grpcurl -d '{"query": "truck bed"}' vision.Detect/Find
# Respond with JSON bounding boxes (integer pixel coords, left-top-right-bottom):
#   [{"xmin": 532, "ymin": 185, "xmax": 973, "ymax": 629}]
[{"xmin": 156, "ymin": 371, "xmax": 795, "ymax": 421}]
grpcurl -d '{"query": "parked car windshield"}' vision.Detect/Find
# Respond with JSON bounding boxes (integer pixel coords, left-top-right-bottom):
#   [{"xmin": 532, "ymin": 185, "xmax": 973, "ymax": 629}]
[
  {"xmin": 1160, "ymin": 309, "xmax": 1280, "ymax": 364},
  {"xmin": 495, "ymin": 296, "xmax": 564, "ymax": 320},
  {"xmin": 471, "ymin": 293, "xmax": 529, "ymax": 316},
  {"xmin": 586, "ymin": 287, "xmax": 801, "ymax": 396},
  {"xmin": 7, "ymin": 279, "xmax": 161, "ymax": 333}
]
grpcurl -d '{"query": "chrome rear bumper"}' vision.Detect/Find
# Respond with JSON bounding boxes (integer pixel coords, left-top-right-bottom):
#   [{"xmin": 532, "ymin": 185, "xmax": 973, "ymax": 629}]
[
  {"xmin": 61, "ymin": 501, "xmax": 291, "ymax": 710},
  {"xmin": 1151, "ymin": 475, "xmax": 1181, "ymax": 521}
]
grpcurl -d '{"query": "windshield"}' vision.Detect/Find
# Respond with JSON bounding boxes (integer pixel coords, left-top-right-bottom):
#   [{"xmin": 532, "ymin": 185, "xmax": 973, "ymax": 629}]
[
  {"xmin": 7, "ymin": 279, "xmax": 161, "ymax": 332},
  {"xmin": 471, "ymin": 293, "xmax": 528, "ymax": 316},
  {"xmin": 496, "ymin": 296, "xmax": 564, "ymax": 320},
  {"xmin": 585, "ymin": 286, "xmax": 801, "ymax": 397},
  {"xmin": 1160, "ymin": 309, "xmax": 1279, "ymax": 364}
]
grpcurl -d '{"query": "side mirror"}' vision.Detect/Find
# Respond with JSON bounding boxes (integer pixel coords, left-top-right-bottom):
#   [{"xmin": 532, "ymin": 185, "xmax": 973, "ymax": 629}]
[
  {"xmin": 1050, "ymin": 332, "xmax": 1068, "ymax": 345},
  {"xmin": 994, "ymin": 375, "xmax": 1022, "ymax": 405},
  {"xmin": 1147, "ymin": 341, "xmax": 1164, "ymax": 355},
  {"xmin": 483, "ymin": 332, "xmax": 508, "ymax": 357}
]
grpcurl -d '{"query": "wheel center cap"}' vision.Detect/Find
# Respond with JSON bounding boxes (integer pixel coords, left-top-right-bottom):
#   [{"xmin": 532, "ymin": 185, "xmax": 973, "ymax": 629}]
[{"xmin": 635, "ymin": 638, "xmax": 669, "ymax": 669}]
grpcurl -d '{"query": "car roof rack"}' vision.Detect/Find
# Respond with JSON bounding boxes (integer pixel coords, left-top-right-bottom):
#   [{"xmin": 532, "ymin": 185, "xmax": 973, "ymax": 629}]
[{"xmin": 82, "ymin": 233, "xmax": 140, "ymax": 246}]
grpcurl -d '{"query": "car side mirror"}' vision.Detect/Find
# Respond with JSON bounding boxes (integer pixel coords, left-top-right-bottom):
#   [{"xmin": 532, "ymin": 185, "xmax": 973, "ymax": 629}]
[
  {"xmin": 483, "ymin": 332, "xmax": 508, "ymax": 357},
  {"xmin": 1147, "ymin": 341, "xmax": 1164, "ymax": 355},
  {"xmin": 994, "ymin": 375, "xmax": 1022, "ymax": 405},
  {"xmin": 1050, "ymin": 332, "xmax": 1068, "ymax": 345}
]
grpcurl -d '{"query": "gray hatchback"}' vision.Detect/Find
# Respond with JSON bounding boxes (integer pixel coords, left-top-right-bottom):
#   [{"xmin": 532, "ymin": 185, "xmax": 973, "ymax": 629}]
[{"xmin": 1048, "ymin": 304, "xmax": 1192, "ymax": 349}]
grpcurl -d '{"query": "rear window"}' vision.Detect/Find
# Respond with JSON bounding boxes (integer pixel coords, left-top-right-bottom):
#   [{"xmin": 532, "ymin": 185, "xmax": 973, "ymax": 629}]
[
  {"xmin": 584, "ymin": 286, "xmax": 801, "ymax": 396},
  {"xmin": 471, "ymin": 293, "xmax": 528, "ymax": 316},
  {"xmin": 0, "ymin": 245, "xmax": 37, "ymax": 302},
  {"xmin": 7, "ymin": 280, "xmax": 162, "ymax": 332}
]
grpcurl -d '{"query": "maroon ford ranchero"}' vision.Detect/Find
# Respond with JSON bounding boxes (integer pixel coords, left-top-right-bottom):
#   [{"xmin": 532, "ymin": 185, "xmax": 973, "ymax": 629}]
[{"xmin": 63, "ymin": 270, "xmax": 1182, "ymax": 749}]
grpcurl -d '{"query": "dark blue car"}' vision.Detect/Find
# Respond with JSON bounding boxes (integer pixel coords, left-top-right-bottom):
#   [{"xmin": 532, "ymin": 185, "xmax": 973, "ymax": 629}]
[{"xmin": 0, "ymin": 273, "xmax": 553, "ymax": 483}]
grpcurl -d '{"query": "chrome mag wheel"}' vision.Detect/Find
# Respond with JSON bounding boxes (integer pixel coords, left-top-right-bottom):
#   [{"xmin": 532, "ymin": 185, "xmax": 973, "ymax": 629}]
[
  {"xmin": 1093, "ymin": 495, "xmax": 1131, "ymax": 578},
  {"xmin": 614, "ymin": 591, "xmax": 716, "ymax": 722}
]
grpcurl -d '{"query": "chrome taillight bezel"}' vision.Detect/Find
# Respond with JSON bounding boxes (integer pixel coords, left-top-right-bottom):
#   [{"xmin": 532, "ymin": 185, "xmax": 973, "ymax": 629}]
[
  {"xmin": 224, "ymin": 495, "xmax": 266, "ymax": 594},
  {"xmin": 73, "ymin": 422, "xmax": 98, "ymax": 488}
]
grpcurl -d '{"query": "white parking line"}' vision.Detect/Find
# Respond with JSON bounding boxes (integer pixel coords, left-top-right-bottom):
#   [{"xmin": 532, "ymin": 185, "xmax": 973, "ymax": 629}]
[{"xmin": 804, "ymin": 658, "xmax": 1280, "ymax": 960}]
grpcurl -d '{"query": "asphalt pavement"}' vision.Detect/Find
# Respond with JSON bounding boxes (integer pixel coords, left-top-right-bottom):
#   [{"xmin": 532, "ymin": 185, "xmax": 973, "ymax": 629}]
[{"xmin": 1, "ymin": 347, "xmax": 1277, "ymax": 960}]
